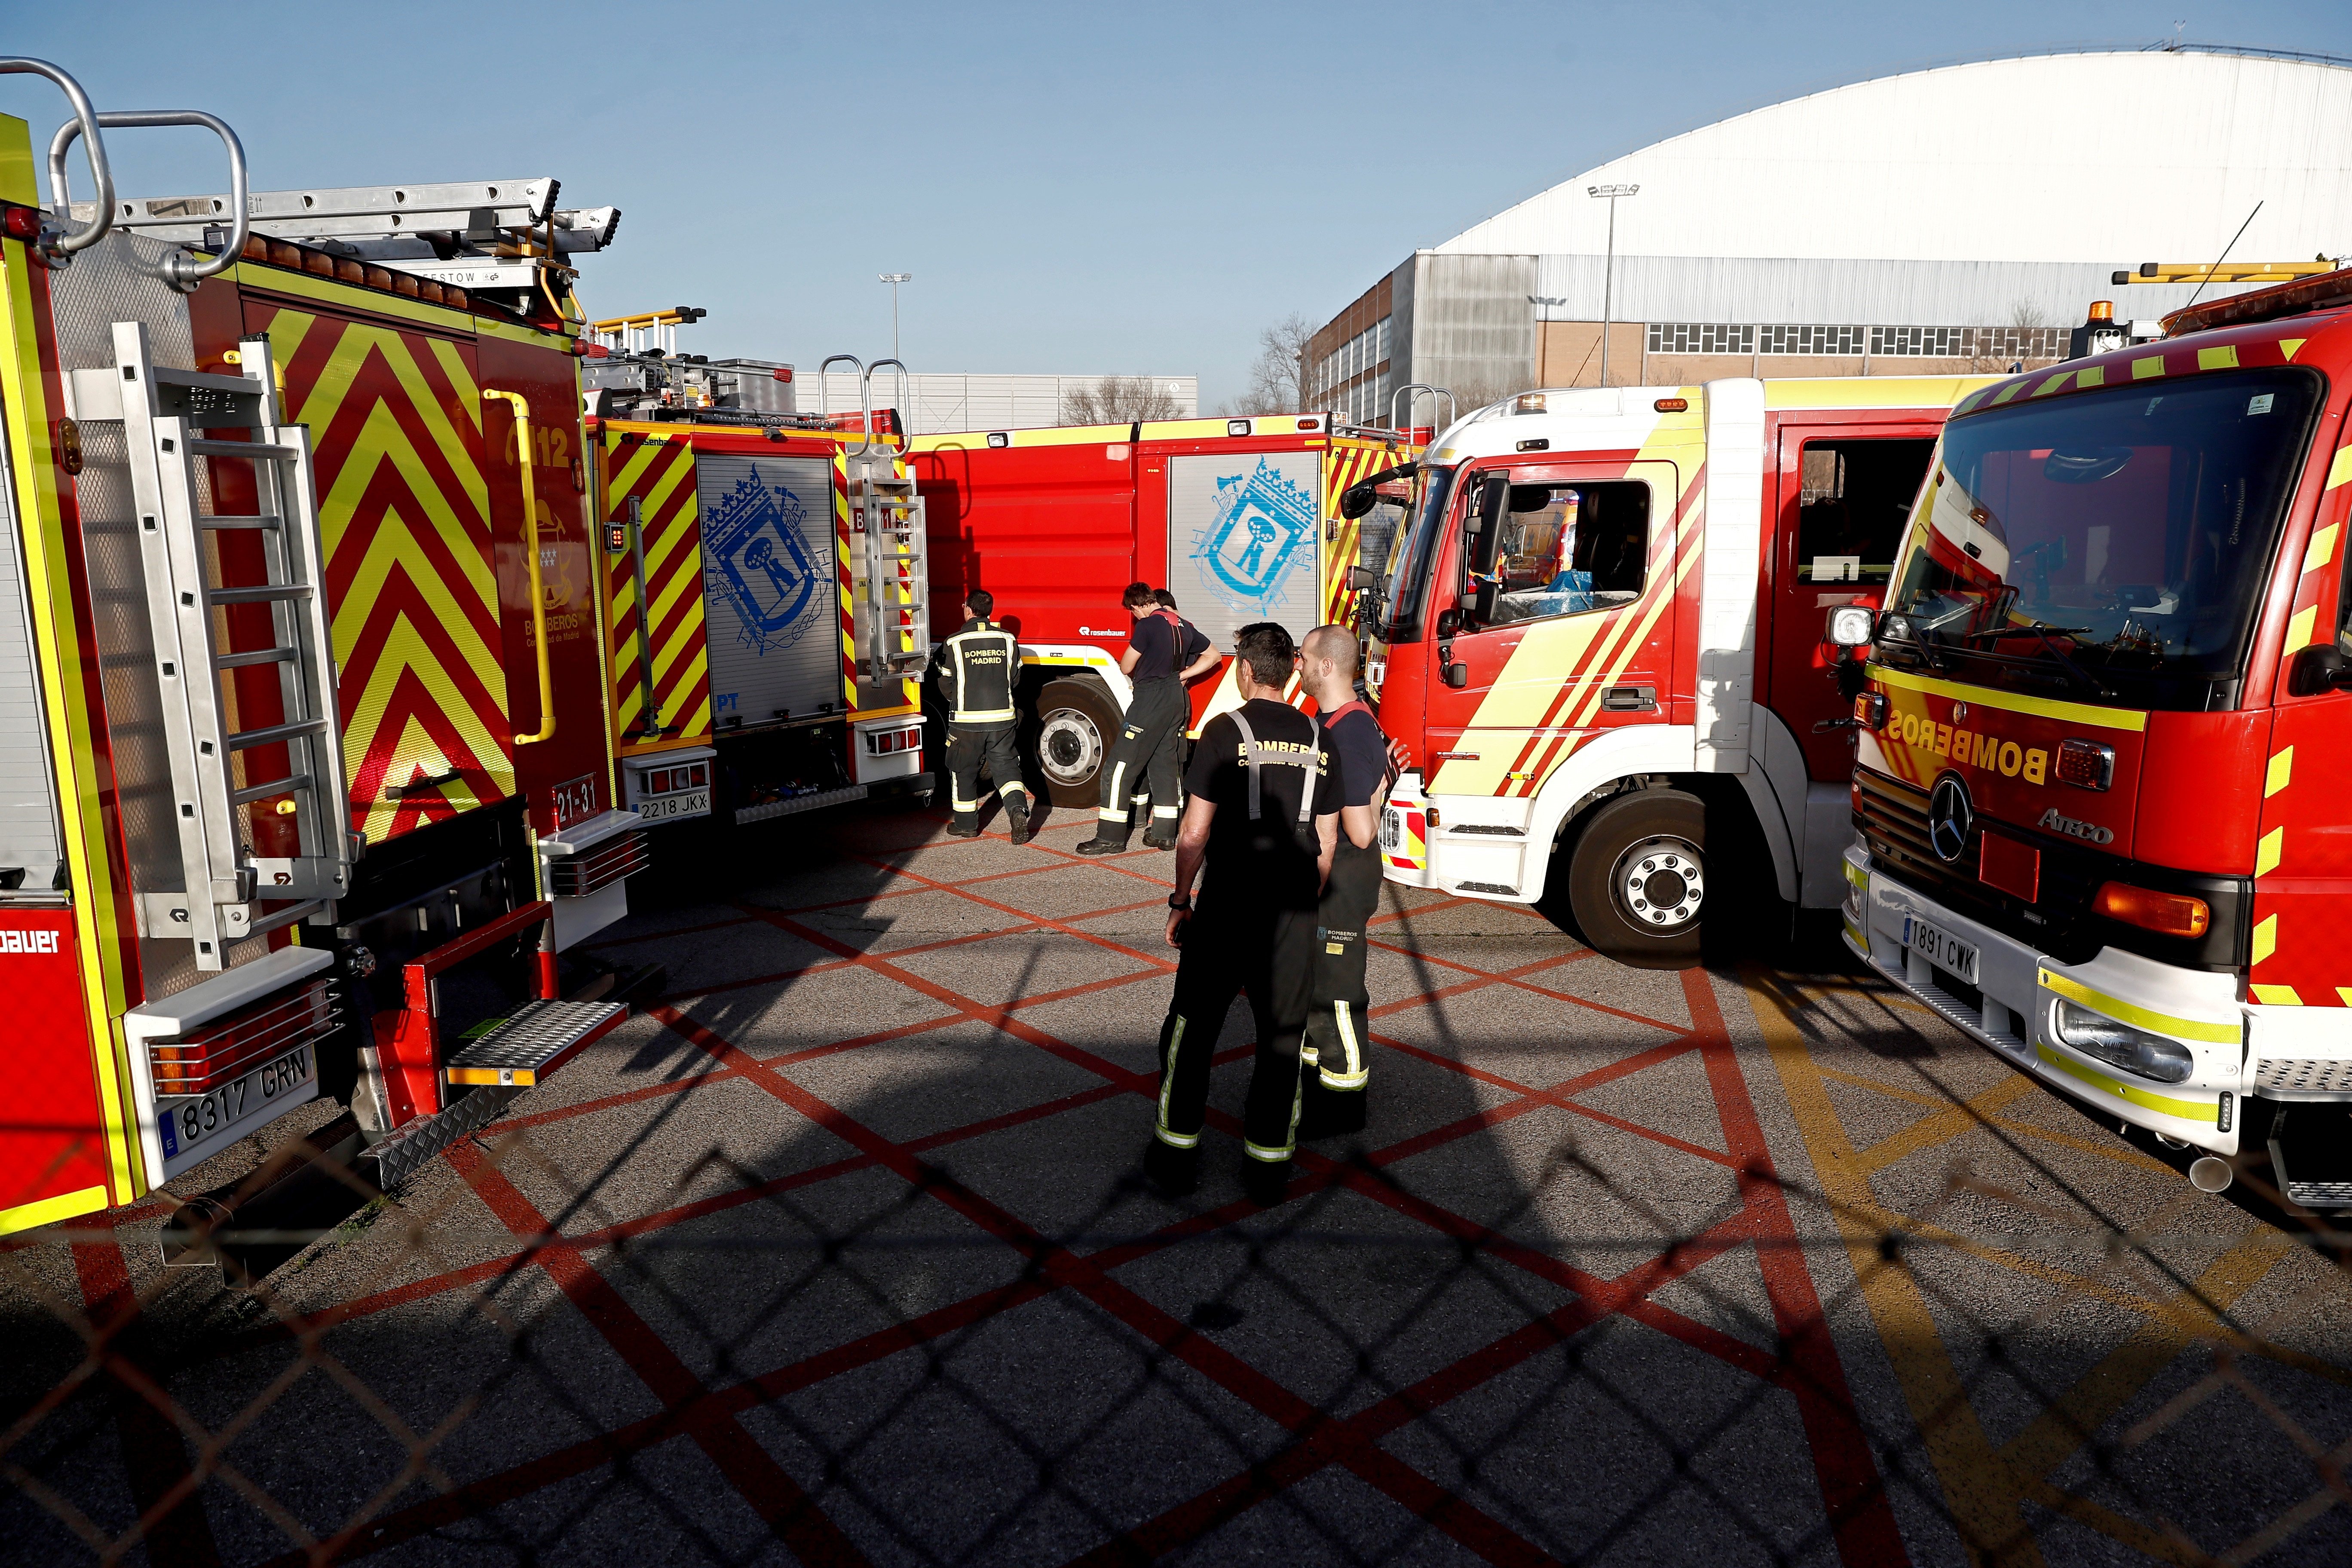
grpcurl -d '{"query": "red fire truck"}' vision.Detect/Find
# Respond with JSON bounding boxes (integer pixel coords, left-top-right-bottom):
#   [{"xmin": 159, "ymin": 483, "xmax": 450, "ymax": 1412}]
[
  {"xmin": 1369, "ymin": 377, "xmax": 1991, "ymax": 966},
  {"xmin": 1844, "ymin": 275, "xmax": 2352, "ymax": 1201},
  {"xmin": 906, "ymin": 414, "xmax": 1417, "ymax": 805},
  {"xmin": 0, "ymin": 70, "xmax": 643, "ymax": 1240},
  {"xmin": 584, "ymin": 349, "xmax": 931, "ymax": 830}
]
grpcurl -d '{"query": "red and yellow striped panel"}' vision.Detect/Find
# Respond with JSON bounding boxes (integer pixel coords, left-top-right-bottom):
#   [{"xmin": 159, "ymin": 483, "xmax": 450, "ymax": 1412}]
[
  {"xmin": 249, "ymin": 306, "xmax": 513, "ymax": 843},
  {"xmin": 1321, "ymin": 438, "xmax": 1418, "ymax": 627},
  {"xmin": 833, "ymin": 445, "xmax": 924, "ymax": 714},
  {"xmin": 603, "ymin": 430, "xmax": 713, "ymax": 755}
]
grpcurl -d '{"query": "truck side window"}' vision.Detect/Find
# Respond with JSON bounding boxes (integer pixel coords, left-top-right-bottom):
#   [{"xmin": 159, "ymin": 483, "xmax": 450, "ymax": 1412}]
[
  {"xmin": 1796, "ymin": 438, "xmax": 1937, "ymax": 584},
  {"xmin": 1479, "ymin": 480, "xmax": 1650, "ymax": 627}
]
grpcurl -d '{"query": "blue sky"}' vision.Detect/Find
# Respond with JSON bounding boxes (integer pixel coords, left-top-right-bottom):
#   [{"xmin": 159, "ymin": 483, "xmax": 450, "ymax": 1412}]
[{"xmin": 11, "ymin": 2, "xmax": 2352, "ymax": 407}]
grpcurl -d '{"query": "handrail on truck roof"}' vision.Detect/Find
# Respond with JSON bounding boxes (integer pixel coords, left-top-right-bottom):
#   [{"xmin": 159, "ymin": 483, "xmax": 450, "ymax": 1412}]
[
  {"xmin": 50, "ymin": 110, "xmax": 248, "ymax": 288},
  {"xmin": 1, "ymin": 57, "xmax": 113, "ymax": 257}
]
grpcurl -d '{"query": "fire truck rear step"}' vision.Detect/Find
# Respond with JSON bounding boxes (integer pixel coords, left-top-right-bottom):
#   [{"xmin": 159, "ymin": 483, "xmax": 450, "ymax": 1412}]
[
  {"xmin": 444, "ymin": 998, "xmax": 627, "ymax": 1088},
  {"xmin": 93, "ymin": 322, "xmax": 354, "ymax": 967}
]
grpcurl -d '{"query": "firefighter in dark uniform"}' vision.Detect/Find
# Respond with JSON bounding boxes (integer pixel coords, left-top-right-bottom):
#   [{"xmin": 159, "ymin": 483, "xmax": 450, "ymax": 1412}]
[
  {"xmin": 1078, "ymin": 582, "xmax": 1219, "ymax": 855},
  {"xmin": 1295, "ymin": 623, "xmax": 1395, "ymax": 1139},
  {"xmin": 1147, "ymin": 622, "xmax": 1344, "ymax": 1207},
  {"xmin": 928, "ymin": 590, "xmax": 1032, "ymax": 842},
  {"xmin": 1123, "ymin": 588, "xmax": 1216, "ymax": 834}
]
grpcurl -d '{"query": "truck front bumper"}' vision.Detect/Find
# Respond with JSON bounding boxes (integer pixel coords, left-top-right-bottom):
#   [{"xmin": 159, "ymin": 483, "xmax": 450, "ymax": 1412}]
[{"xmin": 1843, "ymin": 843, "xmax": 2249, "ymax": 1155}]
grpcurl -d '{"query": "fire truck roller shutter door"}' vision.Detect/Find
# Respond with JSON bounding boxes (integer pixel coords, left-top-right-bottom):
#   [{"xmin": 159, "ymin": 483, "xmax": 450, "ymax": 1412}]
[
  {"xmin": 694, "ymin": 453, "xmax": 838, "ymax": 727},
  {"xmin": 1167, "ymin": 452, "xmax": 1325, "ymax": 649}
]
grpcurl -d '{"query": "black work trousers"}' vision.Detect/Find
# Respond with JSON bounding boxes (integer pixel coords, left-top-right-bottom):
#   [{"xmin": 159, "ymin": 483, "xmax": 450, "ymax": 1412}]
[
  {"xmin": 945, "ymin": 723, "xmax": 1027, "ymax": 832},
  {"xmin": 1095, "ymin": 676, "xmax": 1187, "ymax": 838},
  {"xmin": 1153, "ymin": 895, "xmax": 1320, "ymax": 1164},
  {"xmin": 1301, "ymin": 839, "xmax": 1382, "ymax": 1136}
]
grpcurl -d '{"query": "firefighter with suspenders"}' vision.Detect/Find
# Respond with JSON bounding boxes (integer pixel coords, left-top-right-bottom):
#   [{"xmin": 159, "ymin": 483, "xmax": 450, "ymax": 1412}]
[
  {"xmin": 930, "ymin": 591, "xmax": 1033, "ymax": 842},
  {"xmin": 1294, "ymin": 624, "xmax": 1398, "ymax": 1138},
  {"xmin": 1079, "ymin": 582, "xmax": 1221, "ymax": 855}
]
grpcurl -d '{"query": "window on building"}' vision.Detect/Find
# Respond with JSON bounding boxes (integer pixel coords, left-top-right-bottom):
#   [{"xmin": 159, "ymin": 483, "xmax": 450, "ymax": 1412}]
[
  {"xmin": 1757, "ymin": 324, "xmax": 1867, "ymax": 356},
  {"xmin": 1645, "ymin": 322, "xmax": 1756, "ymax": 355}
]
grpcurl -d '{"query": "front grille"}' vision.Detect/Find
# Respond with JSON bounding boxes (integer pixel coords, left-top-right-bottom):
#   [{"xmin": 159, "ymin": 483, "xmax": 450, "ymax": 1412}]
[
  {"xmin": 1852, "ymin": 768, "xmax": 2242, "ymax": 971},
  {"xmin": 2256, "ymin": 1059, "xmax": 2352, "ymax": 1096},
  {"xmin": 548, "ymin": 830, "xmax": 649, "ymax": 897},
  {"xmin": 147, "ymin": 979, "xmax": 340, "ymax": 1095}
]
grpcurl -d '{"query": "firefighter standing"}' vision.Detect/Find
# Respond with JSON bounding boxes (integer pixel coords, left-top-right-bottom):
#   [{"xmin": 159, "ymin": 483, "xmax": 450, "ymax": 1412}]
[
  {"xmin": 1295, "ymin": 624, "xmax": 1396, "ymax": 1139},
  {"xmin": 1078, "ymin": 582, "xmax": 1219, "ymax": 855},
  {"xmin": 1147, "ymin": 622, "xmax": 1346, "ymax": 1207},
  {"xmin": 929, "ymin": 591, "xmax": 1032, "ymax": 842}
]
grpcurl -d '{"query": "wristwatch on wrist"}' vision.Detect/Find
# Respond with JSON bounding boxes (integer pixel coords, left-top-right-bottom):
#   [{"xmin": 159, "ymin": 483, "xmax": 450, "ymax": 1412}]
[{"xmin": 1167, "ymin": 892, "xmax": 1192, "ymax": 911}]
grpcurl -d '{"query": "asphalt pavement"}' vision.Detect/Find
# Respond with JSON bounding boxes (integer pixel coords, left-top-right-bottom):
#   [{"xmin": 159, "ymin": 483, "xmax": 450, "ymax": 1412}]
[{"xmin": 6, "ymin": 795, "xmax": 2350, "ymax": 1567}]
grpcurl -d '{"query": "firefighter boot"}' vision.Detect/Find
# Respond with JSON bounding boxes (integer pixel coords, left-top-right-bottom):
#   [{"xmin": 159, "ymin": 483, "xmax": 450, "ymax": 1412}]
[
  {"xmin": 1242, "ymin": 1155, "xmax": 1291, "ymax": 1208},
  {"xmin": 1004, "ymin": 795, "xmax": 1033, "ymax": 845},
  {"xmin": 1143, "ymin": 1137, "xmax": 1198, "ymax": 1197},
  {"xmin": 1075, "ymin": 824, "xmax": 1130, "ymax": 855},
  {"xmin": 1141, "ymin": 807, "xmax": 1180, "ymax": 851}
]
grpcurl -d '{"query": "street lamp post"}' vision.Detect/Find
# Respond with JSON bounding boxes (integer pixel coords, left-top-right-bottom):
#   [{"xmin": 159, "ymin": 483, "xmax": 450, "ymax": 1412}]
[
  {"xmin": 879, "ymin": 273, "xmax": 911, "ymax": 362},
  {"xmin": 1586, "ymin": 184, "xmax": 1638, "ymax": 386}
]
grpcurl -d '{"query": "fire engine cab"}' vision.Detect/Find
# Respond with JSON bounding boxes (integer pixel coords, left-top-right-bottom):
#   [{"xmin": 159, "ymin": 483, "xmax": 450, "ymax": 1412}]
[
  {"xmin": 1846, "ymin": 275, "xmax": 2352, "ymax": 1201},
  {"xmin": 1370, "ymin": 378, "xmax": 1990, "ymax": 966}
]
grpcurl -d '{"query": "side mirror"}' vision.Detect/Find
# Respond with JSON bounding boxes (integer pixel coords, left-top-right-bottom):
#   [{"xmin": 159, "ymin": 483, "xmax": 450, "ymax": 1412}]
[
  {"xmin": 1435, "ymin": 608, "xmax": 1463, "ymax": 640},
  {"xmin": 1339, "ymin": 484, "xmax": 1378, "ymax": 520},
  {"xmin": 1834, "ymin": 655, "xmax": 1868, "ymax": 701},
  {"xmin": 2290, "ymin": 643, "xmax": 2352, "ymax": 696}
]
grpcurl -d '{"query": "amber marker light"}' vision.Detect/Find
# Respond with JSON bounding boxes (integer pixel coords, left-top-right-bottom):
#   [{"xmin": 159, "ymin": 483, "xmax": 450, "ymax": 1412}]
[
  {"xmin": 1654, "ymin": 397, "xmax": 1689, "ymax": 412},
  {"xmin": 1853, "ymin": 692, "xmax": 1889, "ymax": 729},
  {"xmin": 2093, "ymin": 882, "xmax": 2210, "ymax": 939}
]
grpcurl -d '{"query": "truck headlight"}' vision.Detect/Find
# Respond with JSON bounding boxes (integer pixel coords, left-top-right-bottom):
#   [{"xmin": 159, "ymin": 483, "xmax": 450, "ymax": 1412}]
[{"xmin": 2050, "ymin": 999, "xmax": 2193, "ymax": 1084}]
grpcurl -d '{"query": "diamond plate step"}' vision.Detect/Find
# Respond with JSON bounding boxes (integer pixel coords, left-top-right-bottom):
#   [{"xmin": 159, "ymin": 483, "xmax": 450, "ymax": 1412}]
[{"xmin": 444, "ymin": 998, "xmax": 627, "ymax": 1088}]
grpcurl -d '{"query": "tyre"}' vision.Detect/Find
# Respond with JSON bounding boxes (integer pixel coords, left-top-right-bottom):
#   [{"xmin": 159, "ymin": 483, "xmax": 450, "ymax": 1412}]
[
  {"xmin": 1033, "ymin": 678, "xmax": 1118, "ymax": 808},
  {"xmin": 1566, "ymin": 788, "xmax": 1708, "ymax": 969}
]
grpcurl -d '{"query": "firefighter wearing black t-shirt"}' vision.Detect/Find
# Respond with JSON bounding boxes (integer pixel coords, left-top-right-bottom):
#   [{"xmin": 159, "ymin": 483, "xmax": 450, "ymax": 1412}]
[
  {"xmin": 1295, "ymin": 623, "xmax": 1396, "ymax": 1139},
  {"xmin": 1078, "ymin": 582, "xmax": 1220, "ymax": 855},
  {"xmin": 927, "ymin": 591, "xmax": 1032, "ymax": 842},
  {"xmin": 1148, "ymin": 622, "xmax": 1348, "ymax": 1207}
]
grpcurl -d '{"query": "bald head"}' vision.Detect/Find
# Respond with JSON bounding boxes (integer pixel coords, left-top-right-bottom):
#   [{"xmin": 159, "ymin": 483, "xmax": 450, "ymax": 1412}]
[{"xmin": 1300, "ymin": 624, "xmax": 1361, "ymax": 707}]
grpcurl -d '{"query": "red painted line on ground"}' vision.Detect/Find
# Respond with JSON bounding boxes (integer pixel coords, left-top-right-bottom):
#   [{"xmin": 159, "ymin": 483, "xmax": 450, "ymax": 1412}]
[
  {"xmin": 444, "ymin": 1140, "xmax": 871, "ymax": 1568},
  {"xmin": 70, "ymin": 1233, "xmax": 223, "ymax": 1567},
  {"xmin": 1678, "ymin": 967, "xmax": 1909, "ymax": 1568}
]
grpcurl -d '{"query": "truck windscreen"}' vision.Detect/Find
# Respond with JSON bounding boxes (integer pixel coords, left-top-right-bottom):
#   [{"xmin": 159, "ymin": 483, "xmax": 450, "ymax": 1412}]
[
  {"xmin": 1884, "ymin": 367, "xmax": 2325, "ymax": 707},
  {"xmin": 1379, "ymin": 465, "xmax": 1458, "ymax": 644}
]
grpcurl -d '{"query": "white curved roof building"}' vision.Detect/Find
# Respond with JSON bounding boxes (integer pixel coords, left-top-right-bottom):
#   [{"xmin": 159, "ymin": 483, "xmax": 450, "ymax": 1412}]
[{"xmin": 1308, "ymin": 46, "xmax": 2352, "ymax": 420}]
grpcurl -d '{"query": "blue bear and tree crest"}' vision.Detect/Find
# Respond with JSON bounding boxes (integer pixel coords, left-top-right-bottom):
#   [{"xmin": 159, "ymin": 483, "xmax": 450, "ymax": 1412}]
[
  {"xmin": 1190, "ymin": 458, "xmax": 1317, "ymax": 616},
  {"xmin": 704, "ymin": 470, "xmax": 824, "ymax": 655}
]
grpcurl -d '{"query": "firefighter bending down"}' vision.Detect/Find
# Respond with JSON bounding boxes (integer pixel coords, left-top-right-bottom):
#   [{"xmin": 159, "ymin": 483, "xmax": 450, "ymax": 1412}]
[
  {"xmin": 929, "ymin": 590, "xmax": 1032, "ymax": 842},
  {"xmin": 1147, "ymin": 622, "xmax": 1351, "ymax": 1207},
  {"xmin": 1078, "ymin": 581, "xmax": 1220, "ymax": 855},
  {"xmin": 1294, "ymin": 623, "xmax": 1400, "ymax": 1139}
]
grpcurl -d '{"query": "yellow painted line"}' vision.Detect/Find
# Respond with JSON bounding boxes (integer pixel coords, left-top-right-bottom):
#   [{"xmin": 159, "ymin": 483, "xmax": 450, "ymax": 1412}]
[
  {"xmin": 1853, "ymin": 1073, "xmax": 2037, "ymax": 1175},
  {"xmin": 2037, "ymin": 968, "xmax": 2241, "ymax": 1044},
  {"xmin": 2032, "ymin": 1043, "xmax": 2214, "ymax": 1121},
  {"xmin": 1743, "ymin": 969, "xmax": 2045, "ymax": 1566},
  {"xmin": 1874, "ymin": 663, "xmax": 2148, "ymax": 732},
  {"xmin": 1812, "ymin": 1064, "xmax": 2169, "ymax": 1170},
  {"xmin": 0, "ymin": 1183, "xmax": 110, "ymax": 1237},
  {"xmin": 229, "ymin": 260, "xmax": 483, "ymax": 337}
]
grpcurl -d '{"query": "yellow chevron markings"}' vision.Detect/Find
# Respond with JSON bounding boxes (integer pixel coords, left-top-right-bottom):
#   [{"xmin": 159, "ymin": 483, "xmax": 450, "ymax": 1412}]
[
  {"xmin": 279, "ymin": 319, "xmax": 486, "ymax": 518},
  {"xmin": 323, "ymin": 412, "xmax": 500, "ymax": 630},
  {"xmin": 428, "ymin": 338, "xmax": 481, "ymax": 425},
  {"xmin": 346, "ymin": 613, "xmax": 514, "ymax": 839}
]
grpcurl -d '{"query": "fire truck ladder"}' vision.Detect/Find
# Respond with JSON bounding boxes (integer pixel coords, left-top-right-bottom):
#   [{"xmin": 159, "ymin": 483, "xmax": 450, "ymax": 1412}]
[
  {"xmin": 83, "ymin": 322, "xmax": 354, "ymax": 968},
  {"xmin": 851, "ymin": 358, "xmax": 930, "ymax": 682}
]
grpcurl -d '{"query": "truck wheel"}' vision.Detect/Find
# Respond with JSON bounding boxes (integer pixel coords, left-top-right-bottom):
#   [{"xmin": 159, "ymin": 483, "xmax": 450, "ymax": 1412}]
[
  {"xmin": 1567, "ymin": 789, "xmax": 1707, "ymax": 969},
  {"xmin": 1034, "ymin": 678, "xmax": 1117, "ymax": 808}
]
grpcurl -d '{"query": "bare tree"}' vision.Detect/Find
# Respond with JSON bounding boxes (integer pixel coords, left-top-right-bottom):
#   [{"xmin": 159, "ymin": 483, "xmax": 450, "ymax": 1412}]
[
  {"xmin": 1240, "ymin": 312, "xmax": 1317, "ymax": 414},
  {"xmin": 1059, "ymin": 374, "xmax": 1186, "ymax": 427}
]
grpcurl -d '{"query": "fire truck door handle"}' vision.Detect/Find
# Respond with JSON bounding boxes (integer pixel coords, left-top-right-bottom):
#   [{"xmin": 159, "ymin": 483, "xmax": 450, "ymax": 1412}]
[
  {"xmin": 3, "ymin": 59, "xmax": 112, "ymax": 255},
  {"xmin": 486, "ymin": 389, "xmax": 556, "ymax": 745},
  {"xmin": 50, "ymin": 109, "xmax": 248, "ymax": 285},
  {"xmin": 1601, "ymin": 685, "xmax": 1656, "ymax": 712}
]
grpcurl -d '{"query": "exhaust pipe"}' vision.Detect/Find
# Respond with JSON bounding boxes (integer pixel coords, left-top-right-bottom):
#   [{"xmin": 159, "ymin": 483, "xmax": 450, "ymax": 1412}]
[{"xmin": 2189, "ymin": 1156, "xmax": 2233, "ymax": 1194}]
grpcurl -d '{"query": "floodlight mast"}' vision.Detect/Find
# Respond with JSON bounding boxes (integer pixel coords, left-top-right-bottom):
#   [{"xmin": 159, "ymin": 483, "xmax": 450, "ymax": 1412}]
[{"xmin": 1587, "ymin": 184, "xmax": 1638, "ymax": 386}]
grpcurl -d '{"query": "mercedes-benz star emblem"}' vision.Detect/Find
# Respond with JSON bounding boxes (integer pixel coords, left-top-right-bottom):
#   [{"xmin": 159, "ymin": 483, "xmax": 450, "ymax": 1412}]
[{"xmin": 1928, "ymin": 774, "xmax": 1974, "ymax": 864}]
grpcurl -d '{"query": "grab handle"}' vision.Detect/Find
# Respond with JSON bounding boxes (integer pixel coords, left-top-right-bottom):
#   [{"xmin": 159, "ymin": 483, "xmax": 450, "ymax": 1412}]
[
  {"xmin": 484, "ymin": 390, "xmax": 556, "ymax": 745},
  {"xmin": 51, "ymin": 110, "xmax": 248, "ymax": 286},
  {"xmin": 0, "ymin": 58, "xmax": 113, "ymax": 256},
  {"xmin": 859, "ymin": 358, "xmax": 913, "ymax": 459}
]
